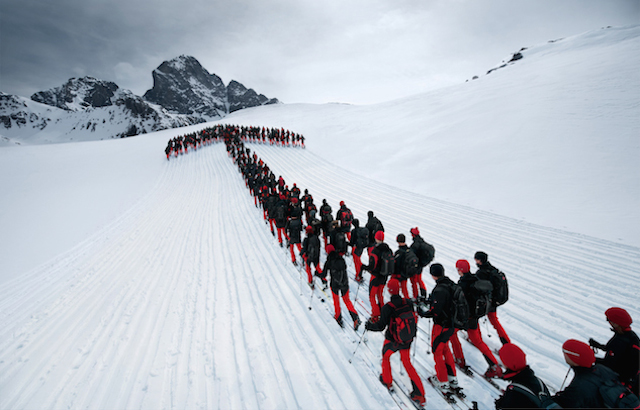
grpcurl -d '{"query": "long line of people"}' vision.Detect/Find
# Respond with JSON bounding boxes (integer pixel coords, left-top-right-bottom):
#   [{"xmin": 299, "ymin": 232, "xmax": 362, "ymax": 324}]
[
  {"xmin": 164, "ymin": 124, "xmax": 306, "ymax": 159},
  {"xmin": 169, "ymin": 124, "xmax": 640, "ymax": 409}
]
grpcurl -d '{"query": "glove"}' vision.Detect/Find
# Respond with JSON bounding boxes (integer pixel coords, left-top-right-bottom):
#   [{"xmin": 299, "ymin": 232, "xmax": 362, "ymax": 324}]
[
  {"xmin": 365, "ymin": 320, "xmax": 374, "ymax": 331},
  {"xmin": 589, "ymin": 338, "xmax": 606, "ymax": 351}
]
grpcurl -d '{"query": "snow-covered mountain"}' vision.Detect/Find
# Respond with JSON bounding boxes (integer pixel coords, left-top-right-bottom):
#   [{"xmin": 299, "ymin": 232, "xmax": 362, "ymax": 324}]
[
  {"xmin": 0, "ymin": 56, "xmax": 279, "ymax": 144},
  {"xmin": 144, "ymin": 55, "xmax": 279, "ymax": 117},
  {"xmin": 0, "ymin": 25, "xmax": 638, "ymax": 410}
]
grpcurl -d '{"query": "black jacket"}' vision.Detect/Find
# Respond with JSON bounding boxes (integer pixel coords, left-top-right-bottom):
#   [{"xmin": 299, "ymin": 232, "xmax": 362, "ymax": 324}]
[
  {"xmin": 363, "ymin": 242, "xmax": 392, "ymax": 287},
  {"xmin": 496, "ymin": 366, "xmax": 550, "ymax": 409},
  {"xmin": 552, "ymin": 364, "xmax": 618, "ymax": 408},
  {"xmin": 423, "ymin": 276, "xmax": 455, "ymax": 327},
  {"xmin": 321, "ymin": 251, "xmax": 349, "ymax": 294},
  {"xmin": 366, "ymin": 294, "xmax": 414, "ymax": 350},
  {"xmin": 350, "ymin": 226, "xmax": 369, "ymax": 257},
  {"xmin": 598, "ymin": 329, "xmax": 640, "ymax": 394}
]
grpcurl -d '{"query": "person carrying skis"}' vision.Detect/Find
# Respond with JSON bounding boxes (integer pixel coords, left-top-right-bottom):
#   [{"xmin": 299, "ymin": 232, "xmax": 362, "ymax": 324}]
[
  {"xmin": 301, "ymin": 225, "xmax": 323, "ymax": 286},
  {"xmin": 365, "ymin": 278, "xmax": 426, "ymax": 407},
  {"xmin": 349, "ymin": 219, "xmax": 369, "ymax": 282},
  {"xmin": 474, "ymin": 251, "xmax": 511, "ymax": 345},
  {"xmin": 392, "ymin": 234, "xmax": 412, "ymax": 299},
  {"xmin": 589, "ymin": 307, "xmax": 639, "ymax": 395},
  {"xmin": 408, "ymin": 227, "xmax": 431, "ymax": 300},
  {"xmin": 419, "ymin": 263, "xmax": 460, "ymax": 395},
  {"xmin": 495, "ymin": 343, "xmax": 553, "ymax": 409},
  {"xmin": 319, "ymin": 244, "xmax": 361, "ymax": 330},
  {"xmin": 335, "ymin": 201, "xmax": 354, "ymax": 242},
  {"xmin": 552, "ymin": 339, "xmax": 640, "ymax": 408},
  {"xmin": 449, "ymin": 259, "xmax": 503, "ymax": 378},
  {"xmin": 361, "ymin": 231, "xmax": 392, "ymax": 321}
]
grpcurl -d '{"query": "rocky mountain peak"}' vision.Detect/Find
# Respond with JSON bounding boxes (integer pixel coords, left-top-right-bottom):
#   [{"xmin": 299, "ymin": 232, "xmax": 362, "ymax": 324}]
[{"xmin": 31, "ymin": 77, "xmax": 120, "ymax": 111}]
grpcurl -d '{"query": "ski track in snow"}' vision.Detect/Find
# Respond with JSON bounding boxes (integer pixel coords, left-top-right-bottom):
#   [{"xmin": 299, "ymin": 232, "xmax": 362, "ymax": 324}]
[{"xmin": 0, "ymin": 140, "xmax": 638, "ymax": 409}]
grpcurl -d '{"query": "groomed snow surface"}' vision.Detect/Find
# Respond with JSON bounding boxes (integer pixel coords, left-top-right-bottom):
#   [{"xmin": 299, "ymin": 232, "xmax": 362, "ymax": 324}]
[
  {"xmin": 0, "ymin": 25, "xmax": 639, "ymax": 410},
  {"xmin": 0, "ymin": 137, "xmax": 638, "ymax": 409}
]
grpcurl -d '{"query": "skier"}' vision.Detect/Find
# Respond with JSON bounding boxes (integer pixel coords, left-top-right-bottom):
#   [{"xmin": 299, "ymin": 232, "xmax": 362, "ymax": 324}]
[
  {"xmin": 328, "ymin": 220, "xmax": 348, "ymax": 256},
  {"xmin": 474, "ymin": 251, "xmax": 511, "ymax": 345},
  {"xmin": 274, "ymin": 194, "xmax": 289, "ymax": 247},
  {"xmin": 349, "ymin": 219, "xmax": 369, "ymax": 282},
  {"xmin": 419, "ymin": 263, "xmax": 460, "ymax": 395},
  {"xmin": 365, "ymin": 278, "xmax": 426, "ymax": 407},
  {"xmin": 392, "ymin": 234, "xmax": 412, "ymax": 299},
  {"xmin": 301, "ymin": 225, "xmax": 323, "ymax": 286},
  {"xmin": 408, "ymin": 227, "xmax": 431, "ymax": 300},
  {"xmin": 335, "ymin": 201, "xmax": 354, "ymax": 242},
  {"xmin": 495, "ymin": 343, "xmax": 552, "ymax": 409},
  {"xmin": 319, "ymin": 244, "xmax": 361, "ymax": 330},
  {"xmin": 361, "ymin": 231, "xmax": 391, "ymax": 321},
  {"xmin": 552, "ymin": 339, "xmax": 639, "ymax": 408},
  {"xmin": 319, "ymin": 199, "xmax": 333, "ymax": 247},
  {"xmin": 449, "ymin": 259, "xmax": 503, "ymax": 378},
  {"xmin": 589, "ymin": 307, "xmax": 639, "ymax": 395},
  {"xmin": 365, "ymin": 211, "xmax": 384, "ymax": 251},
  {"xmin": 286, "ymin": 214, "xmax": 303, "ymax": 265}
]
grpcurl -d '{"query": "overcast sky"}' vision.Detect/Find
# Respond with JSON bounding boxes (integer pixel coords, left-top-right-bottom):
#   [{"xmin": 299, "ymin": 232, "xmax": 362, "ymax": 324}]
[{"xmin": 1, "ymin": 0, "xmax": 638, "ymax": 104}]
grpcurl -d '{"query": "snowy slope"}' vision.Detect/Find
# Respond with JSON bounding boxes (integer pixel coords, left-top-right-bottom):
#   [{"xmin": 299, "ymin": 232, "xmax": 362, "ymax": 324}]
[
  {"xmin": 0, "ymin": 137, "xmax": 638, "ymax": 409},
  {"xmin": 221, "ymin": 25, "xmax": 640, "ymax": 247},
  {"xmin": 0, "ymin": 25, "xmax": 639, "ymax": 410}
]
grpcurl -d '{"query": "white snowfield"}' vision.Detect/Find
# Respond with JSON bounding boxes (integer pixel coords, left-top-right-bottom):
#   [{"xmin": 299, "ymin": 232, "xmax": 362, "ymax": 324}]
[{"xmin": 0, "ymin": 25, "xmax": 639, "ymax": 410}]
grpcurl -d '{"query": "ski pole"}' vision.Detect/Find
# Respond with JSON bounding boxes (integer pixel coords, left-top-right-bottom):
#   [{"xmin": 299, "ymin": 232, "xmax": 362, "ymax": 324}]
[
  {"xmin": 560, "ymin": 367, "xmax": 572, "ymax": 390},
  {"xmin": 354, "ymin": 279, "xmax": 362, "ymax": 304},
  {"xmin": 348, "ymin": 329, "xmax": 368, "ymax": 363},
  {"xmin": 308, "ymin": 278, "xmax": 316, "ymax": 310}
]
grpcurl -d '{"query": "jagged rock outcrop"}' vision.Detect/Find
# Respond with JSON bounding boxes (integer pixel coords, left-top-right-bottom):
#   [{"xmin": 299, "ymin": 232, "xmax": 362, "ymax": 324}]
[
  {"xmin": 31, "ymin": 77, "xmax": 120, "ymax": 111},
  {"xmin": 227, "ymin": 80, "xmax": 279, "ymax": 113},
  {"xmin": 144, "ymin": 55, "xmax": 279, "ymax": 118}
]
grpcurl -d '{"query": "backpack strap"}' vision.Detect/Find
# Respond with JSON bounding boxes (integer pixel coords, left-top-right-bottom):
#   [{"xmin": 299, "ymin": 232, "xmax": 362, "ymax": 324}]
[{"xmin": 510, "ymin": 382, "xmax": 543, "ymax": 407}]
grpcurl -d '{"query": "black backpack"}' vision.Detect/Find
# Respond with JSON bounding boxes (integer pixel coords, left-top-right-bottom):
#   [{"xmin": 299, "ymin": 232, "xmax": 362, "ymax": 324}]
[
  {"xmin": 275, "ymin": 203, "xmax": 286, "ymax": 222},
  {"xmin": 489, "ymin": 268, "xmax": 509, "ymax": 306},
  {"xmin": 403, "ymin": 249, "xmax": 420, "ymax": 279},
  {"xmin": 413, "ymin": 238, "xmax": 435, "ymax": 267},
  {"xmin": 321, "ymin": 205, "xmax": 333, "ymax": 222},
  {"xmin": 389, "ymin": 301, "xmax": 418, "ymax": 344},
  {"xmin": 340, "ymin": 208, "xmax": 353, "ymax": 228},
  {"xmin": 355, "ymin": 227, "xmax": 369, "ymax": 249},
  {"xmin": 307, "ymin": 241, "xmax": 319, "ymax": 262},
  {"xmin": 598, "ymin": 375, "xmax": 640, "ymax": 408},
  {"xmin": 449, "ymin": 283, "xmax": 470, "ymax": 329},
  {"xmin": 470, "ymin": 279, "xmax": 493, "ymax": 318},
  {"xmin": 333, "ymin": 231, "xmax": 347, "ymax": 253},
  {"xmin": 379, "ymin": 247, "xmax": 395, "ymax": 276},
  {"xmin": 509, "ymin": 377, "xmax": 554, "ymax": 408}
]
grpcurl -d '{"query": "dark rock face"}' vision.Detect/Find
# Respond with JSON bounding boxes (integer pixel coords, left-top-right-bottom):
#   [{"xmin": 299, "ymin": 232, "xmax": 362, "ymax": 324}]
[
  {"xmin": 31, "ymin": 77, "xmax": 119, "ymax": 111},
  {"xmin": 144, "ymin": 55, "xmax": 279, "ymax": 118},
  {"xmin": 227, "ymin": 80, "xmax": 279, "ymax": 113}
]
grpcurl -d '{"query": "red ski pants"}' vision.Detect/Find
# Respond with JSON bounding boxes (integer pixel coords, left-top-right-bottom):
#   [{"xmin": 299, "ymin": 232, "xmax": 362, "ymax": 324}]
[
  {"xmin": 488, "ymin": 311, "xmax": 510, "ymax": 343},
  {"xmin": 369, "ymin": 284, "xmax": 385, "ymax": 318},
  {"xmin": 432, "ymin": 324, "xmax": 456, "ymax": 382},
  {"xmin": 304, "ymin": 257, "xmax": 322, "ymax": 283},
  {"xmin": 332, "ymin": 290, "xmax": 357, "ymax": 320},
  {"xmin": 289, "ymin": 243, "xmax": 302, "ymax": 263},
  {"xmin": 410, "ymin": 274, "xmax": 427, "ymax": 299},
  {"xmin": 449, "ymin": 327, "xmax": 498, "ymax": 366},
  {"xmin": 381, "ymin": 341, "xmax": 425, "ymax": 397}
]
